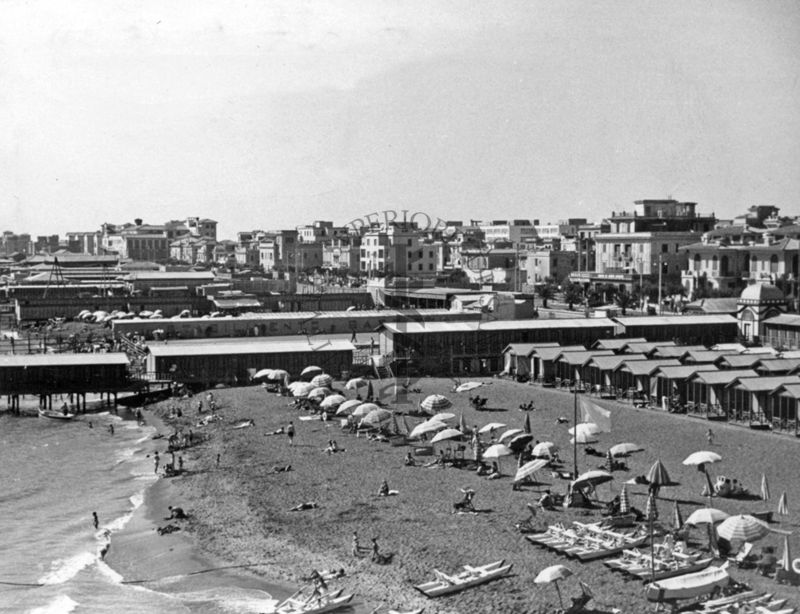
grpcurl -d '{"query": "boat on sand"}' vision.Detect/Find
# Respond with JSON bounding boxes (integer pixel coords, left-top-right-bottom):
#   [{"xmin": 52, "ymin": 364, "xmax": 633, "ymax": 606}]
[
  {"xmin": 275, "ymin": 588, "xmax": 354, "ymax": 614},
  {"xmin": 413, "ymin": 560, "xmax": 512, "ymax": 597},
  {"xmin": 645, "ymin": 563, "xmax": 730, "ymax": 603},
  {"xmin": 38, "ymin": 408, "xmax": 76, "ymax": 421}
]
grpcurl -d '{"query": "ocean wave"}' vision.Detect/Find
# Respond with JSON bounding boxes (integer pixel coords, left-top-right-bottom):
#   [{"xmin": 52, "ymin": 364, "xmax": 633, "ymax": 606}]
[
  {"xmin": 170, "ymin": 586, "xmax": 277, "ymax": 613},
  {"xmin": 29, "ymin": 594, "xmax": 79, "ymax": 614},
  {"xmin": 38, "ymin": 551, "xmax": 96, "ymax": 585}
]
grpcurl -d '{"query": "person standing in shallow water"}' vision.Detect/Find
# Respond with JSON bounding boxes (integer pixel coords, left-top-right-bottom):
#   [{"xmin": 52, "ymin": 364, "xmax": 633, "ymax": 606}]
[
  {"xmin": 154, "ymin": 451, "xmax": 160, "ymax": 474},
  {"xmin": 92, "ymin": 511, "xmax": 99, "ymax": 529}
]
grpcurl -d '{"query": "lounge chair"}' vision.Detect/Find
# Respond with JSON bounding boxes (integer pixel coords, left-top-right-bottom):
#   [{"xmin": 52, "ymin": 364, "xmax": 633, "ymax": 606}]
[{"xmin": 728, "ymin": 542, "xmax": 755, "ymax": 567}]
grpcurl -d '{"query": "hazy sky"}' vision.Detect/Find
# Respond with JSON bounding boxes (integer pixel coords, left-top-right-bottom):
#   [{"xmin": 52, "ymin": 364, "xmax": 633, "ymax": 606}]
[{"xmin": 2, "ymin": 1, "xmax": 799, "ymax": 239}]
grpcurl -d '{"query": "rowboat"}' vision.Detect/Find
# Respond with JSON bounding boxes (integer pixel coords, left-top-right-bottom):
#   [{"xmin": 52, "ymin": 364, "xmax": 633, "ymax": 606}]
[
  {"xmin": 413, "ymin": 560, "xmax": 512, "ymax": 598},
  {"xmin": 275, "ymin": 589, "xmax": 354, "ymax": 614},
  {"xmin": 644, "ymin": 563, "xmax": 730, "ymax": 602},
  {"xmin": 38, "ymin": 408, "xmax": 76, "ymax": 421}
]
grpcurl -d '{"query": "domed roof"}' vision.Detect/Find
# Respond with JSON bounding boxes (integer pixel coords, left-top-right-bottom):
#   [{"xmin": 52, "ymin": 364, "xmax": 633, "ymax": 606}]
[{"xmin": 738, "ymin": 282, "xmax": 786, "ymax": 304}]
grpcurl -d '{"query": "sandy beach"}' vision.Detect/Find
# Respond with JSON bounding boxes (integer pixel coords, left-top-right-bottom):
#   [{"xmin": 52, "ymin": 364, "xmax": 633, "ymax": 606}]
[{"xmin": 116, "ymin": 378, "xmax": 800, "ymax": 614}]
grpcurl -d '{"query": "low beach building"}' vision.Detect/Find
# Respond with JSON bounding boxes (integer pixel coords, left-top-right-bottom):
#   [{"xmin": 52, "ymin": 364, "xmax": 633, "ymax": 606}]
[
  {"xmin": 685, "ymin": 369, "xmax": 759, "ymax": 410},
  {"xmin": 500, "ymin": 342, "xmax": 559, "ymax": 379},
  {"xmin": 554, "ymin": 349, "xmax": 614, "ymax": 384},
  {"xmin": 584, "ymin": 354, "xmax": 648, "ymax": 392},
  {"xmin": 591, "ymin": 337, "xmax": 647, "ymax": 352},
  {"xmin": 725, "ymin": 375, "xmax": 800, "ymax": 425},
  {"xmin": 613, "ymin": 314, "xmax": 739, "ymax": 345}
]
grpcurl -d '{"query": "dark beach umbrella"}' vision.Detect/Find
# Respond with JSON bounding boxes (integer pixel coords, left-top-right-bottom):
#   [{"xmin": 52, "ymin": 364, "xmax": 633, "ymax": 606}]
[
  {"xmin": 366, "ymin": 380, "xmax": 374, "ymax": 401},
  {"xmin": 646, "ymin": 459, "xmax": 672, "ymax": 496},
  {"xmin": 509, "ymin": 433, "xmax": 534, "ymax": 454},
  {"xmin": 672, "ymin": 499, "xmax": 684, "ymax": 531},
  {"xmin": 523, "ymin": 413, "xmax": 531, "ymax": 434}
]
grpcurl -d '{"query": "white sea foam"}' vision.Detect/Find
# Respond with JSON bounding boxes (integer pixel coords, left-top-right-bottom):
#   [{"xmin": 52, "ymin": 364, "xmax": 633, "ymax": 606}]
[
  {"xmin": 29, "ymin": 594, "xmax": 80, "ymax": 614},
  {"xmin": 172, "ymin": 587, "xmax": 277, "ymax": 613},
  {"xmin": 38, "ymin": 551, "xmax": 96, "ymax": 585},
  {"xmin": 95, "ymin": 558, "xmax": 124, "ymax": 584}
]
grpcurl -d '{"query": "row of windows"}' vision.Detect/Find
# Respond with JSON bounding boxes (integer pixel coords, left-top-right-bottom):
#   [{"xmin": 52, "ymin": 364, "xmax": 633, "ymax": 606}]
[{"xmin": 407, "ymin": 263, "xmax": 435, "ymax": 271}]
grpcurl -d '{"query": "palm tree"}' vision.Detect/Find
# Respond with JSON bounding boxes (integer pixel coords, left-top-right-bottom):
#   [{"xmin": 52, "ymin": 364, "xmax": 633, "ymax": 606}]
[
  {"xmin": 536, "ymin": 283, "xmax": 556, "ymax": 309},
  {"xmin": 563, "ymin": 283, "xmax": 584, "ymax": 311},
  {"xmin": 615, "ymin": 290, "xmax": 634, "ymax": 316}
]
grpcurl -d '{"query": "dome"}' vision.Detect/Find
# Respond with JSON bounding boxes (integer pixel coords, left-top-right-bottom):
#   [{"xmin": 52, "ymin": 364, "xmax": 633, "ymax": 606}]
[{"xmin": 738, "ymin": 282, "xmax": 786, "ymax": 304}]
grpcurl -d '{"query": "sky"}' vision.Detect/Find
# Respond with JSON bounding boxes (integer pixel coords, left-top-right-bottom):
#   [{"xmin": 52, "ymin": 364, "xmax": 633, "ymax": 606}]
[{"xmin": 2, "ymin": 0, "xmax": 799, "ymax": 240}]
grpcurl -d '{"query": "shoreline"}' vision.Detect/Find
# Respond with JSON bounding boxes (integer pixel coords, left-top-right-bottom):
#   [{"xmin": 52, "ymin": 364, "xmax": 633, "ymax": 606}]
[{"xmin": 105, "ymin": 410, "xmax": 296, "ymax": 610}]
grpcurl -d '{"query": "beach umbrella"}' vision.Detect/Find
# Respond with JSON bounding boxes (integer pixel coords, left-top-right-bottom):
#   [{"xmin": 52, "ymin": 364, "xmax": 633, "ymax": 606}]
[
  {"xmin": 685, "ymin": 508, "xmax": 729, "ymax": 526},
  {"xmin": 482, "ymin": 443, "xmax": 513, "ymax": 459},
  {"xmin": 301, "ymin": 365, "xmax": 323, "ymax": 378},
  {"xmin": 430, "ymin": 412, "xmax": 456, "ymax": 423},
  {"xmin": 268, "ymin": 369, "xmax": 290, "ymax": 381},
  {"xmin": 308, "ymin": 387, "xmax": 331, "ymax": 399},
  {"xmin": 778, "ymin": 534, "xmax": 792, "ymax": 574},
  {"xmin": 619, "ymin": 484, "xmax": 630, "ymax": 514},
  {"xmin": 760, "ymin": 473, "xmax": 770, "ymax": 501},
  {"xmin": 455, "ymin": 381, "xmax": 483, "ymax": 393},
  {"xmin": 310, "ymin": 373, "xmax": 333, "ymax": 388},
  {"xmin": 645, "ymin": 490, "xmax": 658, "ymax": 521},
  {"xmin": 320, "ymin": 394, "xmax": 346, "ymax": 409},
  {"xmin": 366, "ymin": 380, "xmax": 374, "ymax": 401},
  {"xmin": 534, "ymin": 564, "xmax": 573, "ymax": 609},
  {"xmin": 515, "ymin": 459, "xmax": 549, "ymax": 483},
  {"xmin": 288, "ymin": 382, "xmax": 314, "ymax": 397},
  {"xmin": 646, "ymin": 460, "xmax": 673, "ymax": 490},
  {"xmin": 570, "ymin": 431, "xmax": 598, "ymax": 445},
  {"xmin": 683, "ymin": 451, "xmax": 722, "ymax": 503},
  {"xmin": 777, "ymin": 491, "xmax": 789, "ymax": 516},
  {"xmin": 335, "ymin": 399, "xmax": 362, "ymax": 416},
  {"xmin": 430, "ymin": 428, "xmax": 463, "ymax": 444},
  {"xmin": 568, "ymin": 422, "xmax": 601, "ymax": 437},
  {"xmin": 253, "ymin": 368, "xmax": 275, "ymax": 381},
  {"xmin": 609, "ymin": 442, "xmax": 643, "ymax": 457},
  {"xmin": 458, "ymin": 412, "xmax": 467, "ymax": 434},
  {"xmin": 508, "ymin": 433, "xmax": 534, "ymax": 454},
  {"xmin": 572, "ymin": 470, "xmax": 613, "ymax": 491},
  {"xmin": 408, "ymin": 420, "xmax": 447, "ymax": 439},
  {"xmin": 716, "ymin": 514, "xmax": 770, "ymax": 543},
  {"xmin": 420, "ymin": 394, "xmax": 452, "ymax": 414},
  {"xmin": 672, "ymin": 499, "xmax": 684, "ymax": 531},
  {"xmin": 352, "ymin": 403, "xmax": 380, "ymax": 418},
  {"xmin": 360, "ymin": 408, "xmax": 392, "ymax": 426},
  {"xmin": 478, "ymin": 422, "xmax": 507, "ymax": 434},
  {"xmin": 523, "ymin": 413, "xmax": 531, "ymax": 434},
  {"xmin": 345, "ymin": 377, "xmax": 368, "ymax": 390},
  {"xmin": 532, "ymin": 441, "xmax": 558, "ymax": 458},
  {"xmin": 498, "ymin": 428, "xmax": 524, "ymax": 443}
]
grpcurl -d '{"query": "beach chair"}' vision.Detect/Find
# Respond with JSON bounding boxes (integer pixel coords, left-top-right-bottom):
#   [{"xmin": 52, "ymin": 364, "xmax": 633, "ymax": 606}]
[
  {"xmin": 728, "ymin": 542, "xmax": 755, "ymax": 567},
  {"xmin": 557, "ymin": 582, "xmax": 593, "ymax": 614}
]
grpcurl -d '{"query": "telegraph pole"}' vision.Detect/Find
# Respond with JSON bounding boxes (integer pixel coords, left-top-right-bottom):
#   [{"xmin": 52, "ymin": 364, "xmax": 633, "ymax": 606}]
[{"xmin": 657, "ymin": 254, "xmax": 663, "ymax": 315}]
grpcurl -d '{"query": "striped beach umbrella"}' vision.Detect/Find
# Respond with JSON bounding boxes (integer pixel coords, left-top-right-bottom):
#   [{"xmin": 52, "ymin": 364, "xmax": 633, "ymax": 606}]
[
  {"xmin": 458, "ymin": 412, "xmax": 467, "ymax": 434},
  {"xmin": 319, "ymin": 394, "xmax": 346, "ymax": 409},
  {"xmin": 619, "ymin": 484, "xmax": 630, "ymax": 514},
  {"xmin": 288, "ymin": 382, "xmax": 314, "ymax": 397},
  {"xmin": 716, "ymin": 514, "xmax": 770, "ymax": 543},
  {"xmin": 310, "ymin": 373, "xmax": 333, "ymax": 388},
  {"xmin": 301, "ymin": 365, "xmax": 323, "ymax": 378},
  {"xmin": 777, "ymin": 491, "xmax": 789, "ymax": 516},
  {"xmin": 335, "ymin": 399, "xmax": 362, "ymax": 416},
  {"xmin": 408, "ymin": 419, "xmax": 447, "ymax": 439},
  {"xmin": 307, "ymin": 387, "xmax": 331, "ymax": 399},
  {"xmin": 499, "ymin": 428, "xmax": 524, "ymax": 443},
  {"xmin": 645, "ymin": 490, "xmax": 658, "ymax": 521},
  {"xmin": 420, "ymin": 394, "xmax": 452, "ymax": 414},
  {"xmin": 646, "ymin": 459, "xmax": 672, "ymax": 488},
  {"xmin": 352, "ymin": 402, "xmax": 380, "ymax": 418},
  {"xmin": 760, "ymin": 473, "xmax": 770, "ymax": 501},
  {"xmin": 360, "ymin": 408, "xmax": 392, "ymax": 426},
  {"xmin": 672, "ymin": 499, "xmax": 683, "ymax": 531}
]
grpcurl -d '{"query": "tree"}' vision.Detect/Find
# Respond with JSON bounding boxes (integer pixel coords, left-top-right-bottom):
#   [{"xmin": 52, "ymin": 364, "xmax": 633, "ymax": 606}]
[
  {"xmin": 615, "ymin": 290, "xmax": 634, "ymax": 316},
  {"xmin": 599, "ymin": 283, "xmax": 618, "ymax": 305},
  {"xmin": 536, "ymin": 283, "xmax": 556, "ymax": 309},
  {"xmin": 563, "ymin": 283, "xmax": 584, "ymax": 311}
]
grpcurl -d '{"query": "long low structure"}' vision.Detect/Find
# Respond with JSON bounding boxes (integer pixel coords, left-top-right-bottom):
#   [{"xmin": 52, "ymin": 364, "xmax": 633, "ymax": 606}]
[{"xmin": 145, "ymin": 338, "xmax": 355, "ymax": 386}]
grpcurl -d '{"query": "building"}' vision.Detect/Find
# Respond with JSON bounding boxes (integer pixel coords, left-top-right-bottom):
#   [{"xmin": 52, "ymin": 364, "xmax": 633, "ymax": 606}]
[
  {"xmin": 476, "ymin": 219, "xmax": 537, "ymax": 246},
  {"xmin": 737, "ymin": 282, "xmax": 790, "ymax": 343},
  {"xmin": 66, "ymin": 231, "xmax": 101, "ymax": 255},
  {"xmin": 359, "ymin": 223, "xmax": 442, "ymax": 278},
  {"xmin": 322, "ymin": 237, "xmax": 361, "ymax": 273},
  {"xmin": 1, "ymin": 231, "xmax": 32, "ymax": 256},
  {"xmin": 571, "ymin": 199, "xmax": 715, "ymax": 294},
  {"xmin": 525, "ymin": 249, "xmax": 578, "ymax": 284}
]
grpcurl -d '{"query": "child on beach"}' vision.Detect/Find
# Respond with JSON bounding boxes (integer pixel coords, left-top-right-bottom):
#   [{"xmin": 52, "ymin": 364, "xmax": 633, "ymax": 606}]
[
  {"xmin": 287, "ymin": 421, "xmax": 295, "ymax": 446},
  {"xmin": 706, "ymin": 428, "xmax": 714, "ymax": 445}
]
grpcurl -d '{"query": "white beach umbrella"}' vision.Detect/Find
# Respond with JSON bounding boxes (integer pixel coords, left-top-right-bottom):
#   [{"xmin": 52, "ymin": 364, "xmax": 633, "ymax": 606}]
[
  {"xmin": 351, "ymin": 403, "xmax": 380, "ymax": 418},
  {"xmin": 455, "ymin": 381, "xmax": 483, "ymax": 393},
  {"xmin": 289, "ymin": 382, "xmax": 314, "ymax": 397},
  {"xmin": 478, "ymin": 422, "xmax": 507, "ymax": 434},
  {"xmin": 430, "ymin": 412, "xmax": 456, "ymax": 423},
  {"xmin": 570, "ymin": 432, "xmax": 599, "ymax": 445},
  {"xmin": 360, "ymin": 408, "xmax": 392, "ymax": 426},
  {"xmin": 345, "ymin": 377, "xmax": 369, "ymax": 390},
  {"xmin": 310, "ymin": 373, "xmax": 333, "ymax": 388},
  {"xmin": 301, "ymin": 365, "xmax": 323, "ymax": 378},
  {"xmin": 253, "ymin": 369, "xmax": 275, "ymax": 381},
  {"xmin": 430, "ymin": 428, "xmax": 463, "ymax": 444},
  {"xmin": 514, "ymin": 459, "xmax": 549, "ymax": 483},
  {"xmin": 482, "ymin": 443, "xmax": 513, "ymax": 459},
  {"xmin": 609, "ymin": 442, "xmax": 644, "ymax": 457},
  {"xmin": 534, "ymin": 565, "xmax": 573, "ymax": 609},
  {"xmin": 307, "ymin": 387, "xmax": 331, "ymax": 399},
  {"xmin": 498, "ymin": 428, "xmax": 524, "ymax": 443},
  {"xmin": 572, "ymin": 470, "xmax": 614, "ymax": 490},
  {"xmin": 532, "ymin": 441, "xmax": 558, "ymax": 458},
  {"xmin": 320, "ymin": 394, "xmax": 346, "ymax": 409},
  {"xmin": 335, "ymin": 399, "xmax": 362, "ymax": 416},
  {"xmin": 682, "ymin": 451, "xmax": 722, "ymax": 467},
  {"xmin": 568, "ymin": 422, "xmax": 601, "ymax": 437},
  {"xmin": 408, "ymin": 420, "xmax": 448, "ymax": 439},
  {"xmin": 685, "ymin": 508, "xmax": 730, "ymax": 526}
]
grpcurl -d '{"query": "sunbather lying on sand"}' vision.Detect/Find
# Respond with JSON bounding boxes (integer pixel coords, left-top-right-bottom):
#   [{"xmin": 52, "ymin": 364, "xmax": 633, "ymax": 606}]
[
  {"xmin": 270, "ymin": 464, "xmax": 292, "ymax": 473},
  {"xmin": 290, "ymin": 501, "xmax": 318, "ymax": 512}
]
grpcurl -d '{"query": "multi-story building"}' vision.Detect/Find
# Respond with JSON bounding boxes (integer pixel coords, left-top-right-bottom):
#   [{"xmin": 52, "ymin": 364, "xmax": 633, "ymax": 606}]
[
  {"xmin": 100, "ymin": 217, "xmax": 217, "ymax": 262},
  {"xmin": 526, "ymin": 249, "xmax": 578, "ymax": 285},
  {"xmin": 258, "ymin": 230, "xmax": 299, "ymax": 272},
  {"xmin": 359, "ymin": 223, "xmax": 443, "ymax": 278},
  {"xmin": 170, "ymin": 236, "xmax": 218, "ymax": 265},
  {"xmin": 322, "ymin": 236, "xmax": 361, "ymax": 273},
  {"xmin": 33, "ymin": 235, "xmax": 60, "ymax": 253},
  {"xmin": 1, "ymin": 232, "xmax": 31, "ymax": 256},
  {"xmin": 571, "ymin": 199, "xmax": 715, "ymax": 294},
  {"xmin": 66, "ymin": 231, "xmax": 101, "ymax": 255},
  {"xmin": 476, "ymin": 219, "xmax": 537, "ymax": 246}
]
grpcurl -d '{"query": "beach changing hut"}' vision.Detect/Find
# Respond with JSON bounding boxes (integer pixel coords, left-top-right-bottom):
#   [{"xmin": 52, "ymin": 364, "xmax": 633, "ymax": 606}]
[
  {"xmin": 652, "ymin": 364, "xmax": 719, "ymax": 408},
  {"xmin": 584, "ymin": 354, "xmax": 647, "ymax": 393},
  {"xmin": 554, "ymin": 350, "xmax": 614, "ymax": 385},
  {"xmin": 616, "ymin": 359, "xmax": 681, "ymax": 399},
  {"xmin": 685, "ymin": 369, "xmax": 758, "ymax": 414},
  {"xmin": 725, "ymin": 375, "xmax": 800, "ymax": 426},
  {"xmin": 755, "ymin": 358, "xmax": 800, "ymax": 376},
  {"xmin": 614, "ymin": 314, "xmax": 739, "ymax": 345},
  {"xmin": 620, "ymin": 341, "xmax": 676, "ymax": 357},
  {"xmin": 650, "ymin": 345, "xmax": 707, "ymax": 360},
  {"xmin": 768, "ymin": 383, "xmax": 800, "ymax": 434},
  {"xmin": 501, "ymin": 342, "xmax": 559, "ymax": 379},
  {"xmin": 682, "ymin": 349, "xmax": 739, "ymax": 365},
  {"xmin": 717, "ymin": 354, "xmax": 768, "ymax": 370},
  {"xmin": 591, "ymin": 337, "xmax": 646, "ymax": 352},
  {"xmin": 532, "ymin": 345, "xmax": 586, "ymax": 385}
]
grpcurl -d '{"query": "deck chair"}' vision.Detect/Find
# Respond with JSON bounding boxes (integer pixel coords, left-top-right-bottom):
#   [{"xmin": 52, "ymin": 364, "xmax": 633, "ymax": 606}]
[
  {"xmin": 729, "ymin": 542, "xmax": 755, "ymax": 567},
  {"xmin": 558, "ymin": 582, "xmax": 593, "ymax": 614}
]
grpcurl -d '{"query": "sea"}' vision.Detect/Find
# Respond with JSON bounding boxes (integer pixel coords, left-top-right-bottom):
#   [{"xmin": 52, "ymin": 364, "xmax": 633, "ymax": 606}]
[{"xmin": 0, "ymin": 404, "xmax": 279, "ymax": 614}]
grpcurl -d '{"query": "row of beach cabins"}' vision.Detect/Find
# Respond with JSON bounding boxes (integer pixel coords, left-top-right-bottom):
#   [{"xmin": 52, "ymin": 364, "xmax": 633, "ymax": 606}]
[{"xmin": 502, "ymin": 339, "xmax": 800, "ymax": 435}]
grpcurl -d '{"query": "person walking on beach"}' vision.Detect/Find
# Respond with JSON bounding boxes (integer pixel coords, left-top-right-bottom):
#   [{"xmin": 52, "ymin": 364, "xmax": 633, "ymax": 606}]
[
  {"xmin": 178, "ymin": 455, "xmax": 184, "ymax": 472},
  {"xmin": 92, "ymin": 511, "xmax": 99, "ymax": 530},
  {"xmin": 351, "ymin": 531, "xmax": 361, "ymax": 557},
  {"xmin": 216, "ymin": 453, "xmax": 221, "ymax": 467},
  {"xmin": 154, "ymin": 451, "xmax": 160, "ymax": 474},
  {"xmin": 706, "ymin": 428, "xmax": 714, "ymax": 446},
  {"xmin": 371, "ymin": 537, "xmax": 381, "ymax": 563},
  {"xmin": 108, "ymin": 423, "xmax": 115, "ymax": 436},
  {"xmin": 287, "ymin": 421, "xmax": 295, "ymax": 446}
]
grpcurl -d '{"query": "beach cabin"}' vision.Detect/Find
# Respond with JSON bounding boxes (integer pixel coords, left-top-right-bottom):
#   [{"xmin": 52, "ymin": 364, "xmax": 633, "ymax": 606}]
[
  {"xmin": 532, "ymin": 345, "xmax": 586, "ymax": 385},
  {"xmin": 584, "ymin": 354, "xmax": 647, "ymax": 393},
  {"xmin": 650, "ymin": 345, "xmax": 707, "ymax": 360},
  {"xmin": 768, "ymin": 383, "xmax": 800, "ymax": 434},
  {"xmin": 652, "ymin": 364, "xmax": 719, "ymax": 408},
  {"xmin": 682, "ymin": 349, "xmax": 739, "ymax": 365},
  {"xmin": 554, "ymin": 350, "xmax": 614, "ymax": 386},
  {"xmin": 717, "ymin": 354, "xmax": 766, "ymax": 370},
  {"xmin": 591, "ymin": 337, "xmax": 646, "ymax": 352},
  {"xmin": 685, "ymin": 369, "xmax": 758, "ymax": 414},
  {"xmin": 620, "ymin": 341, "xmax": 676, "ymax": 357},
  {"xmin": 501, "ymin": 342, "xmax": 559, "ymax": 380},
  {"xmin": 762, "ymin": 314, "xmax": 800, "ymax": 350},
  {"xmin": 616, "ymin": 359, "xmax": 681, "ymax": 400},
  {"xmin": 145, "ymin": 337, "xmax": 355, "ymax": 386},
  {"xmin": 755, "ymin": 358, "xmax": 800, "ymax": 376},
  {"xmin": 614, "ymin": 314, "xmax": 739, "ymax": 345},
  {"xmin": 724, "ymin": 375, "xmax": 800, "ymax": 426}
]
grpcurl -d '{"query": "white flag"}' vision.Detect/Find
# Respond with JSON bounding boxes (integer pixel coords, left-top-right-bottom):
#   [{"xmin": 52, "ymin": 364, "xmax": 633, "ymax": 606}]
[{"xmin": 580, "ymin": 397, "xmax": 611, "ymax": 433}]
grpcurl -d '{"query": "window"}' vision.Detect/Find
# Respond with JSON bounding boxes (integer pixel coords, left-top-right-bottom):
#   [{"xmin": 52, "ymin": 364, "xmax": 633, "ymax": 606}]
[
  {"xmin": 429, "ymin": 251, "xmax": 433, "ymax": 258},
  {"xmin": 408, "ymin": 263, "xmax": 412, "ymax": 270},
  {"xmin": 770, "ymin": 255, "xmax": 779, "ymax": 273},
  {"xmin": 407, "ymin": 239, "xmax": 412, "ymax": 246},
  {"xmin": 408, "ymin": 251, "xmax": 412, "ymax": 259},
  {"xmin": 661, "ymin": 244, "xmax": 668, "ymax": 253},
  {"xmin": 428, "ymin": 263, "xmax": 434, "ymax": 270},
  {"xmin": 418, "ymin": 263, "xmax": 423, "ymax": 271}
]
